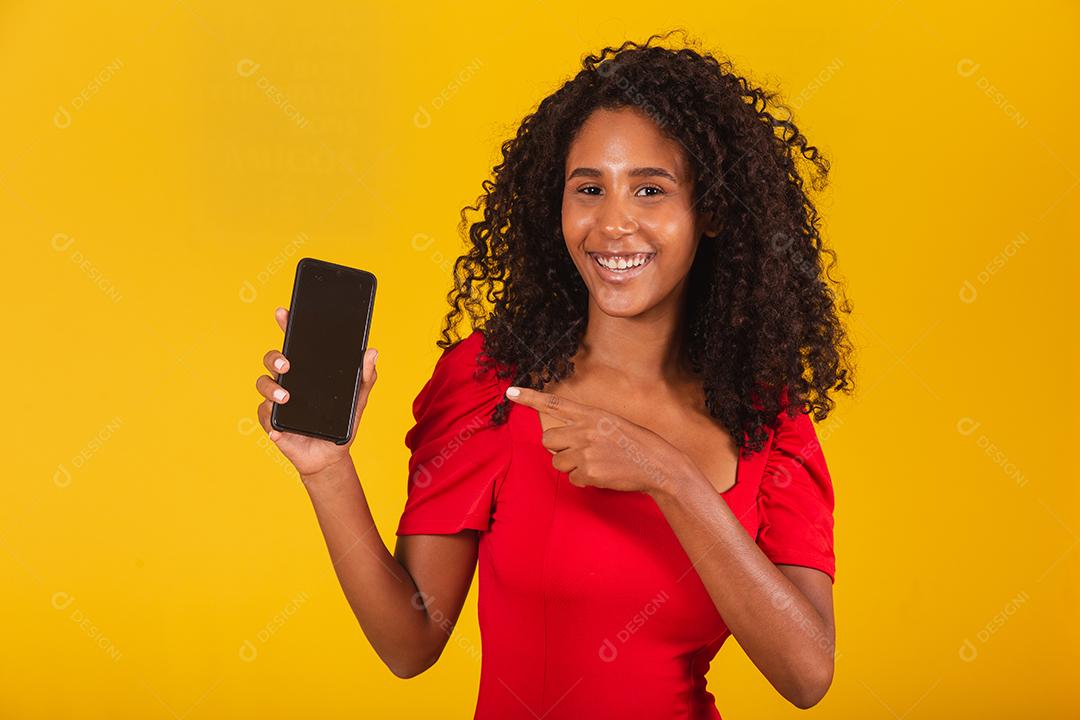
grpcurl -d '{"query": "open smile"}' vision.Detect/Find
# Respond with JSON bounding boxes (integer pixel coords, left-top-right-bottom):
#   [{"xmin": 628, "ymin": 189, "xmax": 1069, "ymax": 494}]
[{"xmin": 586, "ymin": 251, "xmax": 656, "ymax": 284}]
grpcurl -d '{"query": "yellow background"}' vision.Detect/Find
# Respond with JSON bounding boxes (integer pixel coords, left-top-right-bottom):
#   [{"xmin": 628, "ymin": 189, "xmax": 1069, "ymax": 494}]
[{"xmin": 3, "ymin": 1, "xmax": 1077, "ymax": 717}]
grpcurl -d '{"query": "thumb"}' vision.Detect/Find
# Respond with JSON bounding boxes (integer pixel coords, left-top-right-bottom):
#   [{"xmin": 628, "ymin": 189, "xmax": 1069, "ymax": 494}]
[
  {"xmin": 357, "ymin": 347, "xmax": 378, "ymax": 408},
  {"xmin": 267, "ymin": 427, "xmax": 298, "ymax": 453}
]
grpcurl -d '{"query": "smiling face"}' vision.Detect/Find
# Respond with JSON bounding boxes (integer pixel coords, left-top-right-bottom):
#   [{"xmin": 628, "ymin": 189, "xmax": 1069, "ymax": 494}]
[{"xmin": 562, "ymin": 106, "xmax": 716, "ymax": 318}]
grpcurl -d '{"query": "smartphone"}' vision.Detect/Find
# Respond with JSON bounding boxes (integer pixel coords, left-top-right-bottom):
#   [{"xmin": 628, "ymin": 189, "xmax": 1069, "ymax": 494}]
[{"xmin": 270, "ymin": 257, "xmax": 377, "ymax": 445}]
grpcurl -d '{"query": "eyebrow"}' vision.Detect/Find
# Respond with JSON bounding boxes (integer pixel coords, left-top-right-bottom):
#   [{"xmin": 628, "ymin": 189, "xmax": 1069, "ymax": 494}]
[{"xmin": 566, "ymin": 166, "xmax": 679, "ymax": 183}]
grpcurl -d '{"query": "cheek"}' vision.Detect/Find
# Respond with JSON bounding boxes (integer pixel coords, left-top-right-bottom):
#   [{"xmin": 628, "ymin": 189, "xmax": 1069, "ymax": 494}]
[
  {"xmin": 561, "ymin": 201, "xmax": 593, "ymax": 243},
  {"xmin": 641, "ymin": 207, "xmax": 699, "ymax": 264}
]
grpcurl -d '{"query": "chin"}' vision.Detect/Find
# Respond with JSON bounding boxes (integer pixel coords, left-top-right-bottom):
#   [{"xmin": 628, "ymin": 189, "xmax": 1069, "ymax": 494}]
[{"xmin": 590, "ymin": 290, "xmax": 653, "ymax": 318}]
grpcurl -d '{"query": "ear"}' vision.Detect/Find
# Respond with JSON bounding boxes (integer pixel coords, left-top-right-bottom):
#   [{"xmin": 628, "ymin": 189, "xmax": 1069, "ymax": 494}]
[{"xmin": 700, "ymin": 211, "xmax": 724, "ymax": 238}]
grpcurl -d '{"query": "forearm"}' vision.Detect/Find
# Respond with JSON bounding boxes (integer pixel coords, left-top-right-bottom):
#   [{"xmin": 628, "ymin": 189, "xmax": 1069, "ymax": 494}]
[
  {"xmin": 648, "ymin": 467, "xmax": 834, "ymax": 707},
  {"xmin": 301, "ymin": 457, "xmax": 437, "ymax": 676}
]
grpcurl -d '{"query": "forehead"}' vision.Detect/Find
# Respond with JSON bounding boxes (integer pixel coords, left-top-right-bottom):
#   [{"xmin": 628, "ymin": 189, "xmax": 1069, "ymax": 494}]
[{"xmin": 565, "ymin": 106, "xmax": 690, "ymax": 179}]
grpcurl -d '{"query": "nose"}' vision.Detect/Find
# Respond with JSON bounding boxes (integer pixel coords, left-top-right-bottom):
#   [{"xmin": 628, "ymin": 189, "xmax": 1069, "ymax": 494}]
[{"xmin": 598, "ymin": 195, "xmax": 639, "ymax": 239}]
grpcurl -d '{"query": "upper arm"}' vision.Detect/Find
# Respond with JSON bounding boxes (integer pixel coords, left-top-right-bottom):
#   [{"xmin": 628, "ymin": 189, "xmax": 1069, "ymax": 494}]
[
  {"xmin": 755, "ymin": 408, "xmax": 837, "ymax": 584},
  {"xmin": 756, "ymin": 404, "xmax": 838, "ymax": 698},
  {"xmin": 778, "ymin": 564, "xmax": 835, "ymax": 653},
  {"xmin": 391, "ymin": 331, "xmax": 511, "ymax": 670},
  {"xmin": 777, "ymin": 563, "xmax": 836, "ymax": 708},
  {"xmin": 393, "ymin": 530, "xmax": 480, "ymax": 667}
]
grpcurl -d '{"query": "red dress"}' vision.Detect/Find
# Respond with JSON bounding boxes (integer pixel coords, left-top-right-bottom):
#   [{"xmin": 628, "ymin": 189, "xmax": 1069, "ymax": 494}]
[{"xmin": 396, "ymin": 330, "xmax": 836, "ymax": 719}]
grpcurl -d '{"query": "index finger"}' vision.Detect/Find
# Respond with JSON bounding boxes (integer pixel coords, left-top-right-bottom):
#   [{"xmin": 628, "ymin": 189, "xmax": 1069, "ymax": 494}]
[{"xmin": 505, "ymin": 386, "xmax": 590, "ymax": 421}]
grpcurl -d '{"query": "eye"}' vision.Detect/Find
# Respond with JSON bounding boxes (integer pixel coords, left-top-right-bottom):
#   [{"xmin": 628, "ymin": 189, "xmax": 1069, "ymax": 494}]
[
  {"xmin": 577, "ymin": 185, "xmax": 602, "ymax": 195},
  {"xmin": 636, "ymin": 185, "xmax": 664, "ymax": 197}
]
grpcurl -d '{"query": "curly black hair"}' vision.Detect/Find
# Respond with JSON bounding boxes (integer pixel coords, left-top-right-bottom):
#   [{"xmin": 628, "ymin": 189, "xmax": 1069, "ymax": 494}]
[{"xmin": 438, "ymin": 30, "xmax": 855, "ymax": 455}]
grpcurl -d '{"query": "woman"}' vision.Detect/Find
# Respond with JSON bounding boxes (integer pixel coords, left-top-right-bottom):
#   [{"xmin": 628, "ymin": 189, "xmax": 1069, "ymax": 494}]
[{"xmin": 255, "ymin": 32, "xmax": 855, "ymax": 719}]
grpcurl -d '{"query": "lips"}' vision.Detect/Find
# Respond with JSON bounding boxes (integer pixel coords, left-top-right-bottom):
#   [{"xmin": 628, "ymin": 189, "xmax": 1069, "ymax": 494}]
[{"xmin": 586, "ymin": 251, "xmax": 656, "ymax": 284}]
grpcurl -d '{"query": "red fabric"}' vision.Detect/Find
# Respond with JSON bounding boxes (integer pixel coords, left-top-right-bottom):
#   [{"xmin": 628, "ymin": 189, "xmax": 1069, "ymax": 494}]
[{"xmin": 396, "ymin": 331, "xmax": 836, "ymax": 719}]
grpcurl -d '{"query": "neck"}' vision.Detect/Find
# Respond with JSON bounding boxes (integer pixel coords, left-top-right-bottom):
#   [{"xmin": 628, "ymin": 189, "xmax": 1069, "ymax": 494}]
[{"xmin": 577, "ymin": 285, "xmax": 692, "ymax": 386}]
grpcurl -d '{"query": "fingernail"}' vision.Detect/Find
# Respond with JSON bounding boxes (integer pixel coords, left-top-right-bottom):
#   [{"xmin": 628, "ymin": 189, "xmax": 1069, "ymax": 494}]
[
  {"xmin": 274, "ymin": 358, "xmax": 287, "ymax": 371},
  {"xmin": 372, "ymin": 349, "xmax": 378, "ymax": 363},
  {"xmin": 506, "ymin": 386, "xmax": 520, "ymax": 398},
  {"xmin": 268, "ymin": 430, "xmax": 281, "ymax": 441},
  {"xmin": 274, "ymin": 389, "xmax": 287, "ymax": 402}
]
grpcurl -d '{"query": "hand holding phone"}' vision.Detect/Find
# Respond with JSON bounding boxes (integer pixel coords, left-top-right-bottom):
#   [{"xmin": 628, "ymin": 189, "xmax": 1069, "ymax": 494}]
[{"xmin": 255, "ymin": 258, "xmax": 378, "ymax": 477}]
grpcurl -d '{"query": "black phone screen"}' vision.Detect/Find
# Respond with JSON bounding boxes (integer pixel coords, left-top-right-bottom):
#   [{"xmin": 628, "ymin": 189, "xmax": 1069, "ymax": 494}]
[{"xmin": 271, "ymin": 258, "xmax": 376, "ymax": 444}]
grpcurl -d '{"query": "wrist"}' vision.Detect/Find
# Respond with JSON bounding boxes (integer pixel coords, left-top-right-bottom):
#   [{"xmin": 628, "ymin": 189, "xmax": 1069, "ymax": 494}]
[
  {"xmin": 300, "ymin": 454, "xmax": 355, "ymax": 494},
  {"xmin": 647, "ymin": 451, "xmax": 706, "ymax": 504}
]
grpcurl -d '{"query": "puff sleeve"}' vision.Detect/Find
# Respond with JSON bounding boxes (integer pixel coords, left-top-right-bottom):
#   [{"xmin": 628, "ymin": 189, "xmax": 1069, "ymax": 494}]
[
  {"xmin": 754, "ymin": 406, "xmax": 837, "ymax": 583},
  {"xmin": 395, "ymin": 332, "xmax": 512, "ymax": 536}
]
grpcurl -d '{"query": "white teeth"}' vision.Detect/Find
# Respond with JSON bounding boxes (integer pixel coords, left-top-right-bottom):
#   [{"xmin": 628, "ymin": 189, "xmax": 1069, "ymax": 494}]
[{"xmin": 593, "ymin": 253, "xmax": 652, "ymax": 271}]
